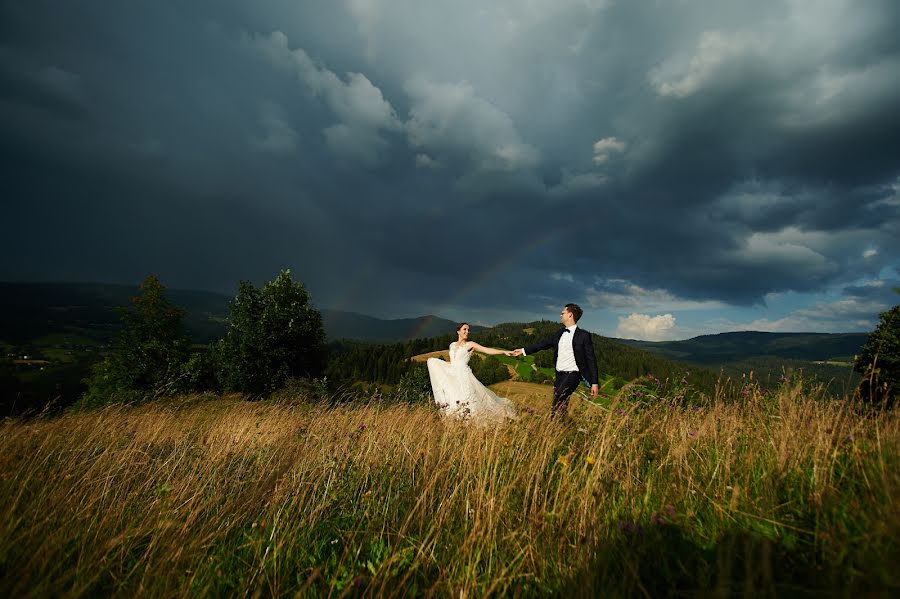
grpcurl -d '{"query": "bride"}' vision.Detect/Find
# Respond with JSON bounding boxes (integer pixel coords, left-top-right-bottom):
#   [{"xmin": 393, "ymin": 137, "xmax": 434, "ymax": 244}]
[{"xmin": 426, "ymin": 323, "xmax": 517, "ymax": 423}]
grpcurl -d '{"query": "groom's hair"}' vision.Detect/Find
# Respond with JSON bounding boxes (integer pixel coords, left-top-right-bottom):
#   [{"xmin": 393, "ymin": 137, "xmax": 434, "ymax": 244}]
[{"xmin": 565, "ymin": 303, "xmax": 583, "ymax": 322}]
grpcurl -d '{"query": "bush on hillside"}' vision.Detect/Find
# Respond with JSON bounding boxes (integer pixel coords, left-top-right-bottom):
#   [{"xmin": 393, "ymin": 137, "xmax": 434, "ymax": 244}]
[
  {"xmin": 214, "ymin": 270, "xmax": 326, "ymax": 398},
  {"xmin": 854, "ymin": 296, "xmax": 900, "ymax": 407},
  {"xmin": 393, "ymin": 362, "xmax": 432, "ymax": 403}
]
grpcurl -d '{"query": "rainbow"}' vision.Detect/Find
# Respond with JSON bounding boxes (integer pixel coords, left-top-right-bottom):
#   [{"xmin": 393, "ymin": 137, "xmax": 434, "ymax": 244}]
[
  {"xmin": 328, "ymin": 214, "xmax": 597, "ymax": 339},
  {"xmin": 409, "ymin": 221, "xmax": 583, "ymax": 338}
]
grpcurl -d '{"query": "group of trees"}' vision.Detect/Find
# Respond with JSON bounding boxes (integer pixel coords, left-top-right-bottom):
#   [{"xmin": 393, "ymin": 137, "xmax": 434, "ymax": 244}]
[
  {"xmin": 80, "ymin": 271, "xmax": 325, "ymax": 407},
  {"xmin": 323, "ymin": 338, "xmax": 512, "ymax": 389}
]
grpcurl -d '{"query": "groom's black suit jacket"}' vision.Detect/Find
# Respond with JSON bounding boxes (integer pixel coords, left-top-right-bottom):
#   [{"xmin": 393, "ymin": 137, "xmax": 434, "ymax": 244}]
[{"xmin": 524, "ymin": 327, "xmax": 599, "ymax": 386}]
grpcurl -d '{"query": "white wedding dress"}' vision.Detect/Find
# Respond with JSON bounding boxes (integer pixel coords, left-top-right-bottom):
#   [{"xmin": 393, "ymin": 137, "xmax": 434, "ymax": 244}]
[{"xmin": 426, "ymin": 342, "xmax": 517, "ymax": 423}]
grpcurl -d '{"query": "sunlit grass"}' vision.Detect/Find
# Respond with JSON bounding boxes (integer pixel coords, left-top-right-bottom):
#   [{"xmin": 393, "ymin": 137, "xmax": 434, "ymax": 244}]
[{"xmin": 1, "ymin": 381, "xmax": 897, "ymax": 596}]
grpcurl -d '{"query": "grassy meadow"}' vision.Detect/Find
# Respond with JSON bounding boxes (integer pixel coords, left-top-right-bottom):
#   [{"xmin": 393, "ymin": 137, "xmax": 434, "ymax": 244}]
[{"xmin": 1, "ymin": 381, "xmax": 898, "ymax": 597}]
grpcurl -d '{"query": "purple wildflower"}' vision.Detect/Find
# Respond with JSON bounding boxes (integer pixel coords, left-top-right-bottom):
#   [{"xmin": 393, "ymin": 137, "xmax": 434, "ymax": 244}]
[
  {"xmin": 651, "ymin": 513, "xmax": 666, "ymax": 526},
  {"xmin": 688, "ymin": 430, "xmax": 697, "ymax": 438},
  {"xmin": 664, "ymin": 504, "xmax": 676, "ymax": 516}
]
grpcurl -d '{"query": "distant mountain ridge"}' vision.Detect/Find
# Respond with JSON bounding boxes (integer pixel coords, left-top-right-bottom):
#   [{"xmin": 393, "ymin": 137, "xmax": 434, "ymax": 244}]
[
  {"xmin": 0, "ymin": 282, "xmax": 477, "ymax": 344},
  {"xmin": 0, "ymin": 282, "xmax": 870, "ymax": 353},
  {"xmin": 0, "ymin": 281, "xmax": 231, "ymax": 344},
  {"xmin": 320, "ymin": 310, "xmax": 483, "ymax": 342},
  {"xmin": 613, "ymin": 331, "xmax": 868, "ymax": 364}
]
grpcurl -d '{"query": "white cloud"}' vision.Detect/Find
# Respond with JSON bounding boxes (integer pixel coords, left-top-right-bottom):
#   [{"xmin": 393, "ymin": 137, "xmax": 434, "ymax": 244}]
[
  {"xmin": 415, "ymin": 153, "xmax": 440, "ymax": 168},
  {"xmin": 251, "ymin": 102, "xmax": 297, "ymax": 154},
  {"xmin": 252, "ymin": 30, "xmax": 400, "ymax": 165},
  {"xmin": 403, "ymin": 78, "xmax": 539, "ymax": 172},
  {"xmin": 322, "ymin": 123, "xmax": 390, "ymax": 168},
  {"xmin": 550, "ymin": 272, "xmax": 574, "ymax": 283},
  {"xmin": 650, "ymin": 30, "xmax": 767, "ymax": 98},
  {"xmin": 796, "ymin": 298, "xmax": 888, "ymax": 320},
  {"xmin": 585, "ymin": 280, "xmax": 727, "ymax": 311},
  {"xmin": 592, "ymin": 136, "xmax": 626, "ymax": 164},
  {"xmin": 616, "ymin": 313, "xmax": 677, "ymax": 341},
  {"xmin": 735, "ymin": 228, "xmax": 836, "ymax": 276},
  {"xmin": 714, "ymin": 297, "xmax": 887, "ymax": 334},
  {"xmin": 863, "ymin": 248, "xmax": 878, "ymax": 259},
  {"xmin": 858, "ymin": 279, "xmax": 884, "ymax": 288}
]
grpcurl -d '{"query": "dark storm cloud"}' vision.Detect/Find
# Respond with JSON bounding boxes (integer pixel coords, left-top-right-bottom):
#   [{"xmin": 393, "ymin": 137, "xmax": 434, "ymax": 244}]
[{"xmin": 2, "ymin": 0, "xmax": 899, "ymax": 321}]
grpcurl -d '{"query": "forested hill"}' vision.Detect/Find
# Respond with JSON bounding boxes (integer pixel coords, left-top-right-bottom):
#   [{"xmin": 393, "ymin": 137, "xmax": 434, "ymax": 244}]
[
  {"xmin": 0, "ymin": 282, "xmax": 230, "ymax": 344},
  {"xmin": 320, "ymin": 310, "xmax": 484, "ymax": 343},
  {"xmin": 613, "ymin": 331, "xmax": 866, "ymax": 394},
  {"xmin": 614, "ymin": 331, "xmax": 867, "ymax": 364}
]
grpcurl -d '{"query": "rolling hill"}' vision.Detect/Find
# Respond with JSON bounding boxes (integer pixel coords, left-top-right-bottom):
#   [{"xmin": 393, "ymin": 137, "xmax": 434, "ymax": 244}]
[
  {"xmin": 320, "ymin": 310, "xmax": 483, "ymax": 342},
  {"xmin": 0, "ymin": 282, "xmax": 480, "ymax": 344},
  {"xmin": 613, "ymin": 331, "xmax": 868, "ymax": 393},
  {"xmin": 613, "ymin": 331, "xmax": 867, "ymax": 365}
]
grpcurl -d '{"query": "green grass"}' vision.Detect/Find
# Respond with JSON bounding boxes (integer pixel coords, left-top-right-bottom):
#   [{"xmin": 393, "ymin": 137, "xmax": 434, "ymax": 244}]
[
  {"xmin": 1, "ymin": 382, "xmax": 897, "ymax": 597},
  {"xmin": 493, "ymin": 355, "xmax": 626, "ymax": 405},
  {"xmin": 494, "ymin": 355, "xmax": 557, "ymax": 382}
]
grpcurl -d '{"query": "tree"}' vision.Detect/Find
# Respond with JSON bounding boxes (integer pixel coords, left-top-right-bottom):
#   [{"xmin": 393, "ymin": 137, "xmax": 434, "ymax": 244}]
[
  {"xmin": 80, "ymin": 275, "xmax": 191, "ymax": 407},
  {"xmin": 215, "ymin": 270, "xmax": 326, "ymax": 397},
  {"xmin": 534, "ymin": 351, "xmax": 554, "ymax": 369},
  {"xmin": 470, "ymin": 355, "xmax": 511, "ymax": 386},
  {"xmin": 854, "ymin": 293, "xmax": 900, "ymax": 407}
]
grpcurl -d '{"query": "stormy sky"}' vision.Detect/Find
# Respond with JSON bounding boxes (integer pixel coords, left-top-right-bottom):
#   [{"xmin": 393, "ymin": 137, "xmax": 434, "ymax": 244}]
[{"xmin": 2, "ymin": 0, "xmax": 899, "ymax": 340}]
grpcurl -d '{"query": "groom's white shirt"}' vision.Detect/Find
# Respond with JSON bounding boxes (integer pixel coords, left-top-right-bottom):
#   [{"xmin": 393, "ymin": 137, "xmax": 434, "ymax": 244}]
[
  {"xmin": 521, "ymin": 325, "xmax": 578, "ymax": 371},
  {"xmin": 556, "ymin": 325, "xmax": 578, "ymax": 372}
]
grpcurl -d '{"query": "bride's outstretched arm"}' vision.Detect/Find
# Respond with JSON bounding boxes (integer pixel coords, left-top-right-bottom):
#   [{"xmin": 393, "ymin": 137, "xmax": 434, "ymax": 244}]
[{"xmin": 469, "ymin": 342, "xmax": 509, "ymax": 356}]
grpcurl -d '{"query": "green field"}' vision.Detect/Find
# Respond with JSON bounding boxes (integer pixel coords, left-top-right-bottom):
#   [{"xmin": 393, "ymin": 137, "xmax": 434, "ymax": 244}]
[{"xmin": 494, "ymin": 355, "xmax": 624, "ymax": 403}]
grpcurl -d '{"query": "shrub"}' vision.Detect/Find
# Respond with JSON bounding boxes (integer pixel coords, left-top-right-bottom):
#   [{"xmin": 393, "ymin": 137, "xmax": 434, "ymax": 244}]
[
  {"xmin": 854, "ymin": 298, "xmax": 900, "ymax": 407},
  {"xmin": 394, "ymin": 363, "xmax": 432, "ymax": 403}
]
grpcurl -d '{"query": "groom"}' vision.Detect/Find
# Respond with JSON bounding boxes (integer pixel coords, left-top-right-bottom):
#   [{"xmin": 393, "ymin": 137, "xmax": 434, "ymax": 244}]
[{"xmin": 512, "ymin": 304, "xmax": 599, "ymax": 420}]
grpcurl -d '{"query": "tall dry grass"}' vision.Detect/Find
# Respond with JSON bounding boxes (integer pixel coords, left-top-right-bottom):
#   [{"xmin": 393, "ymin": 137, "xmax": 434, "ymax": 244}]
[{"xmin": 0, "ymin": 382, "xmax": 898, "ymax": 597}]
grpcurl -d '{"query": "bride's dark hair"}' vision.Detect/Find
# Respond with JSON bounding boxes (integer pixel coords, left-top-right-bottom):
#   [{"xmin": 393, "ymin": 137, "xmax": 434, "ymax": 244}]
[{"xmin": 456, "ymin": 322, "xmax": 470, "ymax": 332}]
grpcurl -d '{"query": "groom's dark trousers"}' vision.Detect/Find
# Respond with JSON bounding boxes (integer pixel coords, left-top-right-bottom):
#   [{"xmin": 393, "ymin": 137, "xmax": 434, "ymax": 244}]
[
  {"xmin": 552, "ymin": 371, "xmax": 582, "ymax": 419},
  {"xmin": 524, "ymin": 328, "xmax": 599, "ymax": 420}
]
